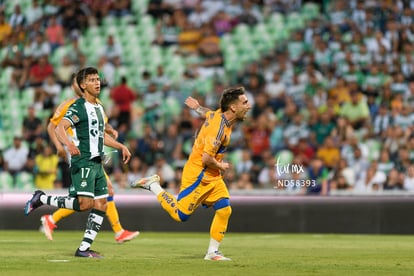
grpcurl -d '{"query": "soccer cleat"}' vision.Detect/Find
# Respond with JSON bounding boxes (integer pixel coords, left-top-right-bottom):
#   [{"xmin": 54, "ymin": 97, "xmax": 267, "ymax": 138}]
[
  {"xmin": 115, "ymin": 230, "xmax": 140, "ymax": 243},
  {"xmin": 41, "ymin": 215, "xmax": 57, "ymax": 241},
  {"xmin": 204, "ymin": 251, "xmax": 231, "ymax": 261},
  {"xmin": 75, "ymin": 248, "xmax": 103, "ymax": 258},
  {"xmin": 130, "ymin": 174, "xmax": 160, "ymax": 190},
  {"xmin": 24, "ymin": 190, "xmax": 45, "ymax": 216}
]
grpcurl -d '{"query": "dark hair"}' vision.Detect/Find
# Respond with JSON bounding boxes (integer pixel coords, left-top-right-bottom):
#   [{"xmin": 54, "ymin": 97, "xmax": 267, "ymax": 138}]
[
  {"xmin": 220, "ymin": 86, "xmax": 245, "ymax": 112},
  {"xmin": 76, "ymin": 67, "xmax": 98, "ymax": 92}
]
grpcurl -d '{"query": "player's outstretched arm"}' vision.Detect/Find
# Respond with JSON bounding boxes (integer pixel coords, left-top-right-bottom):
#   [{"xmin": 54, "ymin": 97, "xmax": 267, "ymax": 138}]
[
  {"xmin": 105, "ymin": 123, "xmax": 118, "ymax": 139},
  {"xmin": 104, "ymin": 133, "xmax": 131, "ymax": 164},
  {"xmin": 185, "ymin": 96, "xmax": 210, "ymax": 119}
]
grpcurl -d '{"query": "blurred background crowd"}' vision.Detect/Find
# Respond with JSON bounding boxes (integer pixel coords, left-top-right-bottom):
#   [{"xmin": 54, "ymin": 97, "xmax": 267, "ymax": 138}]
[{"xmin": 0, "ymin": 0, "xmax": 414, "ymax": 195}]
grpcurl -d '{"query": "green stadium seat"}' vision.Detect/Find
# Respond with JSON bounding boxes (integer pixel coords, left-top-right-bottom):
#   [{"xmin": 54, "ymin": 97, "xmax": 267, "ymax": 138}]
[
  {"xmin": 286, "ymin": 12, "xmax": 305, "ymax": 31},
  {"xmin": 301, "ymin": 2, "xmax": 320, "ymax": 20},
  {"xmin": 0, "ymin": 171, "xmax": 14, "ymax": 190},
  {"xmin": 15, "ymin": 172, "xmax": 35, "ymax": 191}
]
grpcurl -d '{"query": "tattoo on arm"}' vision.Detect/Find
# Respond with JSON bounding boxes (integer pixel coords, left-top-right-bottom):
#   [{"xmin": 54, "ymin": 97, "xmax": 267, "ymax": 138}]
[{"xmin": 195, "ymin": 106, "xmax": 210, "ymax": 118}]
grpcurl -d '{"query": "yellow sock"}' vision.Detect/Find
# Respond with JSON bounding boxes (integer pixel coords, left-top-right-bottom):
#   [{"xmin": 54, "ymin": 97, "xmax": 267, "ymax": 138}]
[
  {"xmin": 210, "ymin": 206, "xmax": 232, "ymax": 242},
  {"xmin": 51, "ymin": 208, "xmax": 76, "ymax": 224},
  {"xmin": 106, "ymin": 197, "xmax": 123, "ymax": 234},
  {"xmin": 157, "ymin": 191, "xmax": 182, "ymax": 222}
]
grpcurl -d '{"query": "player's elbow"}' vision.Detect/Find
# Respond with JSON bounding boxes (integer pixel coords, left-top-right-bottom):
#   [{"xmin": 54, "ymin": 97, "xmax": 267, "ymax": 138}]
[{"xmin": 201, "ymin": 153, "xmax": 213, "ymax": 168}]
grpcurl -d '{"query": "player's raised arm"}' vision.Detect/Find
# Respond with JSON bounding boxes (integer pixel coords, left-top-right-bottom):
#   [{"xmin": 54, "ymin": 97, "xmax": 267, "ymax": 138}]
[{"xmin": 185, "ymin": 96, "xmax": 210, "ymax": 119}]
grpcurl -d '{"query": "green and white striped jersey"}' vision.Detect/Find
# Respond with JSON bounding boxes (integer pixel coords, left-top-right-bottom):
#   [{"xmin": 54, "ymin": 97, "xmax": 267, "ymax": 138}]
[{"xmin": 63, "ymin": 97, "xmax": 106, "ymax": 164}]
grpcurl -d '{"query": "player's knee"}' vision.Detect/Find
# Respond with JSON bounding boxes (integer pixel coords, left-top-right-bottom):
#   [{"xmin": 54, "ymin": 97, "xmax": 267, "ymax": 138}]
[
  {"xmin": 214, "ymin": 198, "xmax": 232, "ymax": 218},
  {"xmin": 78, "ymin": 197, "xmax": 94, "ymax": 211},
  {"xmin": 216, "ymin": 205, "xmax": 232, "ymax": 219}
]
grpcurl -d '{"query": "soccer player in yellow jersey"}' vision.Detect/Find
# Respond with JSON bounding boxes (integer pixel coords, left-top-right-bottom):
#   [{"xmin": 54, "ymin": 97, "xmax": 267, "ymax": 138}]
[
  {"xmin": 40, "ymin": 74, "xmax": 139, "ymax": 243},
  {"xmin": 131, "ymin": 87, "xmax": 251, "ymax": 261}
]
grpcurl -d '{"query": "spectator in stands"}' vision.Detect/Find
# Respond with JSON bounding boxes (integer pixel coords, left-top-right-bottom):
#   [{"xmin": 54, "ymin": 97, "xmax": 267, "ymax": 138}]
[
  {"xmin": 383, "ymin": 168, "xmax": 404, "ymax": 191},
  {"xmin": 28, "ymin": 32, "xmax": 51, "ymax": 61},
  {"xmin": 8, "ymin": 4, "xmax": 26, "ymax": 28},
  {"xmin": 0, "ymin": 12, "xmax": 12, "ymax": 46},
  {"xmin": 187, "ymin": 1, "xmax": 210, "ymax": 28},
  {"xmin": 40, "ymin": 74, "xmax": 61, "ymax": 109},
  {"xmin": 109, "ymin": 0, "xmax": 132, "ymax": 17},
  {"xmin": 191, "ymin": 23, "xmax": 223, "ymax": 78},
  {"xmin": 306, "ymin": 157, "xmax": 329, "ymax": 195},
  {"xmin": 284, "ymin": 113, "xmax": 310, "ymax": 150},
  {"xmin": 110, "ymin": 76, "xmax": 136, "ymax": 129},
  {"xmin": 246, "ymin": 112, "xmax": 271, "ymax": 163},
  {"xmin": 65, "ymin": 35, "xmax": 84, "ymax": 66},
  {"xmin": 257, "ymin": 151, "xmax": 277, "ymax": 189},
  {"xmin": 155, "ymin": 14, "xmax": 180, "ymax": 47},
  {"xmin": 147, "ymin": 0, "xmax": 173, "ymax": 19},
  {"xmin": 99, "ymin": 34, "xmax": 123, "ymax": 64},
  {"xmin": 22, "ymin": 105, "xmax": 43, "ymax": 144},
  {"xmin": 55, "ymin": 55, "xmax": 76, "ymax": 87},
  {"xmin": 177, "ymin": 20, "xmax": 201, "ymax": 55},
  {"xmin": 161, "ymin": 122, "xmax": 183, "ymax": 164},
  {"xmin": 377, "ymin": 149, "xmax": 394, "ymax": 175},
  {"xmin": 146, "ymin": 153, "xmax": 175, "ymax": 188},
  {"xmin": 230, "ymin": 172, "xmax": 254, "ymax": 190},
  {"xmin": 334, "ymin": 157, "xmax": 356, "ymax": 188},
  {"xmin": 339, "ymin": 90, "xmax": 370, "ymax": 130},
  {"xmin": 383, "ymin": 125, "xmax": 407, "ymax": 159},
  {"xmin": 235, "ymin": 148, "xmax": 254, "ymax": 175},
  {"xmin": 311, "ymin": 112, "xmax": 336, "ymax": 146},
  {"xmin": 29, "ymin": 55, "xmax": 54, "ymax": 87},
  {"xmin": 34, "ymin": 144, "xmax": 59, "ymax": 190},
  {"xmin": 45, "ymin": 15, "xmax": 65, "ymax": 53},
  {"xmin": 25, "ymin": 0, "xmax": 43, "ymax": 26},
  {"xmin": 316, "ymin": 136, "xmax": 341, "ymax": 170},
  {"xmin": 60, "ymin": 4, "xmax": 87, "ymax": 36},
  {"xmin": 372, "ymin": 104, "xmax": 391, "ymax": 138},
  {"xmin": 291, "ymin": 137, "xmax": 315, "ymax": 167},
  {"xmin": 142, "ymin": 82, "xmax": 163, "ymax": 131},
  {"xmin": 3, "ymin": 136, "xmax": 29, "ymax": 180},
  {"xmin": 96, "ymin": 55, "xmax": 115, "ymax": 87},
  {"xmin": 393, "ymin": 146, "xmax": 412, "ymax": 174},
  {"xmin": 126, "ymin": 156, "xmax": 147, "ymax": 186},
  {"xmin": 403, "ymin": 164, "xmax": 414, "ymax": 191}
]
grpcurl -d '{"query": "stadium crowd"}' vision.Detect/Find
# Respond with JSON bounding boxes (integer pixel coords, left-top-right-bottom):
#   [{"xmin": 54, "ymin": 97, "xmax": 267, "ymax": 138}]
[{"xmin": 1, "ymin": 0, "xmax": 414, "ymax": 195}]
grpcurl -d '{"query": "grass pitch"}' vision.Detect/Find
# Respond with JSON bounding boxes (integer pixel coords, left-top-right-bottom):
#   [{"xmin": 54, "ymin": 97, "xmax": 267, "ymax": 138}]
[{"xmin": 0, "ymin": 231, "xmax": 414, "ymax": 275}]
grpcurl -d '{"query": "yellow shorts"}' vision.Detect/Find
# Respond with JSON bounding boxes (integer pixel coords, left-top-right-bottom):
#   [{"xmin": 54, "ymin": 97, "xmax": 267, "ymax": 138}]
[{"xmin": 177, "ymin": 170, "xmax": 230, "ymax": 215}]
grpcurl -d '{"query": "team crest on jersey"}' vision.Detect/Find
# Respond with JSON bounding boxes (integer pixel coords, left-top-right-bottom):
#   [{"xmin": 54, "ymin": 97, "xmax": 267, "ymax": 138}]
[
  {"xmin": 81, "ymin": 180, "xmax": 87, "ymax": 187},
  {"xmin": 71, "ymin": 115, "xmax": 79, "ymax": 123}
]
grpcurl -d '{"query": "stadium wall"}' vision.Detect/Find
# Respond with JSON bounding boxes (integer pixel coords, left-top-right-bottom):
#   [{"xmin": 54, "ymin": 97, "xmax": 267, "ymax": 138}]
[{"xmin": 1, "ymin": 193, "xmax": 414, "ymax": 234}]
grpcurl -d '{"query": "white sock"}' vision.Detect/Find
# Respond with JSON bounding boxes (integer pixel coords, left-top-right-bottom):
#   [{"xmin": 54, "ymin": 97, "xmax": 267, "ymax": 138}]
[
  {"xmin": 207, "ymin": 238, "xmax": 220, "ymax": 254},
  {"xmin": 40, "ymin": 195, "xmax": 48, "ymax": 204},
  {"xmin": 149, "ymin": 182, "xmax": 164, "ymax": 196}
]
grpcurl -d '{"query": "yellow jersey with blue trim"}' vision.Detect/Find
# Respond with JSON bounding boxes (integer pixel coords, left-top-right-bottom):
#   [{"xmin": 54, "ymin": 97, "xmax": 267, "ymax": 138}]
[
  {"xmin": 50, "ymin": 97, "xmax": 77, "ymax": 136},
  {"xmin": 185, "ymin": 109, "xmax": 232, "ymax": 179}
]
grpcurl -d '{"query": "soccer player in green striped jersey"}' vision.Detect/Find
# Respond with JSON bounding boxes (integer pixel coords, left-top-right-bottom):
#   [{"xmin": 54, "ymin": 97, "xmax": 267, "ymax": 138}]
[{"xmin": 24, "ymin": 67, "xmax": 131, "ymax": 258}]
